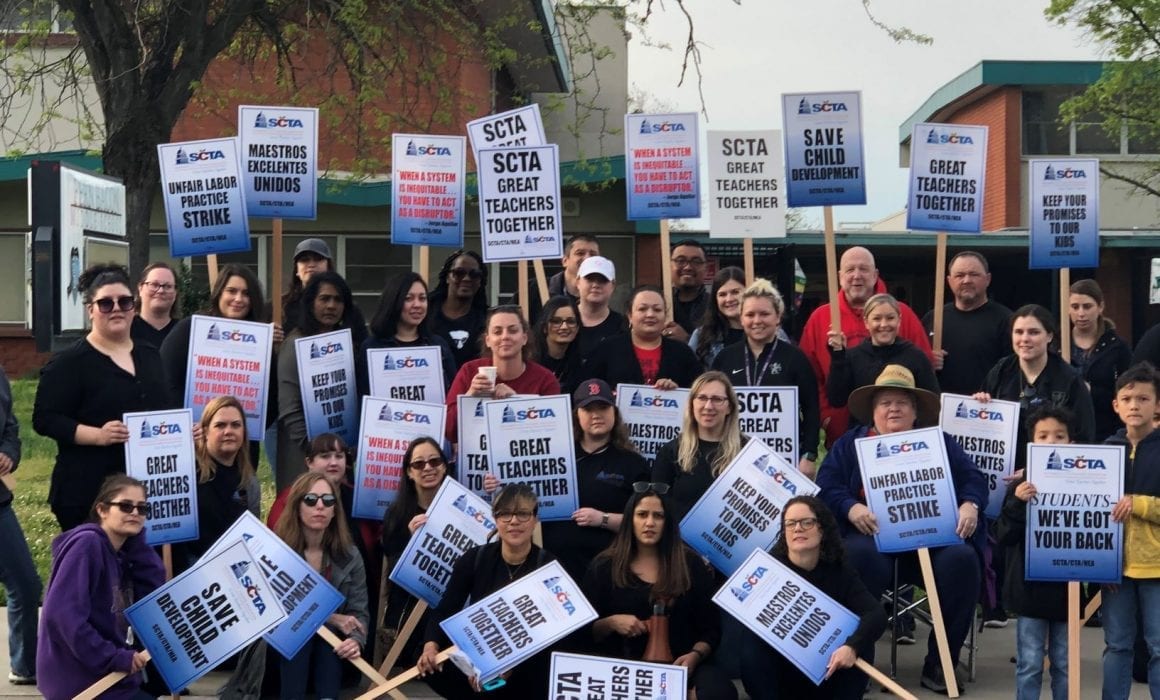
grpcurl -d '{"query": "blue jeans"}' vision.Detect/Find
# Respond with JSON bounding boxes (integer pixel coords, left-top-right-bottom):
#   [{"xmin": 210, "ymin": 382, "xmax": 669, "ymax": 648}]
[
  {"xmin": 279, "ymin": 635, "xmax": 343, "ymax": 700},
  {"xmin": 1102, "ymin": 578, "xmax": 1160, "ymax": 699},
  {"xmin": 0, "ymin": 504, "xmax": 41, "ymax": 678},
  {"xmin": 1016, "ymin": 616, "xmax": 1067, "ymax": 700}
]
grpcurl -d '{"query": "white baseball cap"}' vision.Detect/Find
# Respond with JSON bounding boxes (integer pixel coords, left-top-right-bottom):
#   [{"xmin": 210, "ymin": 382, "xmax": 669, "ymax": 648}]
[{"xmin": 578, "ymin": 255, "xmax": 615, "ymax": 281}]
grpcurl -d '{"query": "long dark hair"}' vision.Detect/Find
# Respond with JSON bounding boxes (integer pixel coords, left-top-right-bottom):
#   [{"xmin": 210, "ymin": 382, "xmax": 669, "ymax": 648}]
[
  {"xmin": 694, "ymin": 266, "xmax": 746, "ymax": 363},
  {"xmin": 533, "ymin": 295, "xmax": 580, "ymax": 362},
  {"xmin": 89, "ymin": 474, "xmax": 148, "ymax": 522},
  {"xmin": 274, "ymin": 472, "xmax": 354, "ymax": 561},
  {"xmin": 1011, "ymin": 303, "xmax": 1058, "ymax": 353},
  {"xmin": 382, "ymin": 437, "xmax": 449, "ymax": 548},
  {"xmin": 596, "ymin": 488, "xmax": 691, "ymax": 599},
  {"xmin": 481, "ymin": 304, "xmax": 533, "ymax": 362},
  {"xmin": 770, "ymin": 495, "xmax": 845, "ymax": 565},
  {"xmin": 206, "ymin": 263, "xmax": 267, "ymax": 322},
  {"xmin": 428, "ymin": 249, "xmax": 489, "ymax": 311},
  {"xmin": 298, "ymin": 271, "xmax": 366, "ymax": 345},
  {"xmin": 369, "ymin": 272, "xmax": 430, "ymax": 340},
  {"xmin": 572, "ymin": 395, "xmax": 637, "ymax": 454}
]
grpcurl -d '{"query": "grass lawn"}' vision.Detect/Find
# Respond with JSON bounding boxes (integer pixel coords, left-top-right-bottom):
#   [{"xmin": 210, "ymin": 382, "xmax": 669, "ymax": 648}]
[{"xmin": 5, "ymin": 379, "xmax": 275, "ymax": 605}]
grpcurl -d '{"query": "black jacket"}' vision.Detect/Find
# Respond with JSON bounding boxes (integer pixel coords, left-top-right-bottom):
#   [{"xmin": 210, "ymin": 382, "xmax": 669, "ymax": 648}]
[
  {"xmin": 992, "ymin": 478, "xmax": 1068, "ymax": 621},
  {"xmin": 825, "ymin": 338, "xmax": 939, "ymax": 409},
  {"xmin": 0, "ymin": 368, "xmax": 20, "ymax": 509},
  {"xmin": 1071, "ymin": 326, "xmax": 1132, "ymax": 441},
  {"xmin": 585, "ymin": 334, "xmax": 703, "ymax": 389}
]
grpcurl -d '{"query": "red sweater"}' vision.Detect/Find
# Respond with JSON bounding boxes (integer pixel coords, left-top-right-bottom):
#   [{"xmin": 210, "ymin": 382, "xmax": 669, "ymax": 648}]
[
  {"xmin": 799, "ymin": 280, "xmax": 933, "ymax": 447},
  {"xmin": 444, "ymin": 358, "xmax": 561, "ymax": 443}
]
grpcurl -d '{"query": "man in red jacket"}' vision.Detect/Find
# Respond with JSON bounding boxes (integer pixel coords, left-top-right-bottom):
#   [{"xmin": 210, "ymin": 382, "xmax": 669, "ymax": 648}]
[{"xmin": 800, "ymin": 246, "xmax": 933, "ymax": 447}]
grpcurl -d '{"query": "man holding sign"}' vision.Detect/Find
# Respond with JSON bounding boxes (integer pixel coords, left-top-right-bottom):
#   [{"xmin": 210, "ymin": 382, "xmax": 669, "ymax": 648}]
[{"xmin": 816, "ymin": 366, "xmax": 987, "ymax": 694}]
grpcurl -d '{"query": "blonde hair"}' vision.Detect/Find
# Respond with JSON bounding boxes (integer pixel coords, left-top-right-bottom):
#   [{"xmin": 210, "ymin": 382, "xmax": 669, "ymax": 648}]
[
  {"xmin": 740, "ymin": 278, "xmax": 784, "ymax": 318},
  {"xmin": 862, "ymin": 293, "xmax": 900, "ymax": 320},
  {"xmin": 195, "ymin": 396, "xmax": 255, "ymax": 486},
  {"xmin": 677, "ymin": 371, "xmax": 742, "ymax": 476}
]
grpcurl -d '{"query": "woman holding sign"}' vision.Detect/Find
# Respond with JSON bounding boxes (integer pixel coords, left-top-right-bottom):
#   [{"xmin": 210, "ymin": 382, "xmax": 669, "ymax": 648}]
[
  {"xmin": 417, "ymin": 484, "xmax": 556, "ymax": 697},
  {"xmin": 816, "ymin": 365, "xmax": 988, "ymax": 694},
  {"xmin": 652, "ymin": 371, "xmax": 747, "ymax": 521},
  {"xmin": 272, "ymin": 471, "xmax": 369, "ymax": 698},
  {"xmin": 713, "ymin": 279, "xmax": 821, "ymax": 475},
  {"xmin": 586, "ymin": 285, "xmax": 703, "ymax": 390},
  {"xmin": 443, "ymin": 305, "xmax": 559, "ymax": 444},
  {"xmin": 277, "ymin": 271, "xmax": 368, "ymax": 490},
  {"xmin": 739, "ymin": 495, "xmax": 887, "ymax": 700},
  {"xmin": 360, "ymin": 271, "xmax": 457, "ymax": 396},
  {"xmin": 582, "ymin": 484, "xmax": 736, "ymax": 700},
  {"xmin": 37, "ymin": 475, "xmax": 165, "ymax": 700},
  {"xmin": 34, "ymin": 264, "xmax": 172, "ymax": 531},
  {"xmin": 690, "ymin": 266, "xmax": 747, "ymax": 369}
]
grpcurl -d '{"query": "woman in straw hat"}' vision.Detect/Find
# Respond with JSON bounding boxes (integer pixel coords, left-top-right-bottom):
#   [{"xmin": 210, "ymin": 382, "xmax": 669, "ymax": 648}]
[{"xmin": 815, "ymin": 364, "xmax": 988, "ymax": 696}]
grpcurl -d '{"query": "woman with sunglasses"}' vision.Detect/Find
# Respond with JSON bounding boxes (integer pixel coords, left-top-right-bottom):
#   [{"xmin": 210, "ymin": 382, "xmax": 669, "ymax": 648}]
[
  {"xmin": 533, "ymin": 295, "xmax": 584, "ymax": 395},
  {"xmin": 428, "ymin": 249, "xmax": 490, "ymax": 370},
  {"xmin": 131, "ymin": 261, "xmax": 179, "ymax": 348},
  {"xmin": 172, "ymin": 396, "xmax": 257, "ymax": 573},
  {"xmin": 34, "ymin": 264, "xmax": 171, "ymax": 531},
  {"xmin": 739, "ymin": 495, "xmax": 887, "ymax": 700},
  {"xmin": 652, "ymin": 371, "xmax": 747, "ymax": 521},
  {"xmin": 277, "ymin": 271, "xmax": 368, "ymax": 491},
  {"xmin": 379, "ymin": 437, "xmax": 451, "ymax": 668},
  {"xmin": 714, "ymin": 279, "xmax": 821, "ymax": 476},
  {"xmin": 417, "ymin": 484, "xmax": 556, "ymax": 697},
  {"xmin": 582, "ymin": 485, "xmax": 736, "ymax": 700},
  {"xmin": 275, "ymin": 472, "xmax": 368, "ymax": 698},
  {"xmin": 360, "ymin": 272, "xmax": 457, "ymax": 397},
  {"xmin": 586, "ymin": 285, "xmax": 703, "ymax": 390},
  {"xmin": 37, "ymin": 475, "xmax": 165, "ymax": 700},
  {"xmin": 444, "ymin": 305, "xmax": 560, "ymax": 444}
]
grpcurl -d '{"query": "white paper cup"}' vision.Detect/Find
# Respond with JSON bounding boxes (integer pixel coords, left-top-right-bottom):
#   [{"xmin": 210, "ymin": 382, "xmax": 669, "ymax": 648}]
[{"xmin": 478, "ymin": 366, "xmax": 498, "ymax": 384}]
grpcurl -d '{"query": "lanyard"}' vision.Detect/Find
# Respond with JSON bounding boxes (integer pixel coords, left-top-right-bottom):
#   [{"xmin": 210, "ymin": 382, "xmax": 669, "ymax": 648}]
[{"xmin": 744, "ymin": 339, "xmax": 778, "ymax": 385}]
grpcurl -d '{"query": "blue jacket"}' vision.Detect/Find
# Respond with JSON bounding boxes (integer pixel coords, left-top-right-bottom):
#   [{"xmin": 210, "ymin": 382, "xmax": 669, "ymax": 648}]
[
  {"xmin": 37, "ymin": 524, "xmax": 165, "ymax": 700},
  {"xmin": 817, "ymin": 425, "xmax": 990, "ymax": 558}
]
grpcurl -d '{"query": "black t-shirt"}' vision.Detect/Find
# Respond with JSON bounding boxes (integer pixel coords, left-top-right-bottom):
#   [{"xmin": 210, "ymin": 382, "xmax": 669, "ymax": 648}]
[
  {"xmin": 430, "ymin": 305, "xmax": 487, "ymax": 370},
  {"xmin": 922, "ymin": 300, "xmax": 1011, "ymax": 396},
  {"xmin": 576, "ymin": 310, "xmax": 627, "ymax": 362},
  {"xmin": 542, "ymin": 443, "xmax": 649, "ymax": 581},
  {"xmin": 672, "ymin": 286, "xmax": 709, "ymax": 334},
  {"xmin": 130, "ymin": 315, "xmax": 177, "ymax": 349},
  {"xmin": 652, "ymin": 438, "xmax": 748, "ymax": 521}
]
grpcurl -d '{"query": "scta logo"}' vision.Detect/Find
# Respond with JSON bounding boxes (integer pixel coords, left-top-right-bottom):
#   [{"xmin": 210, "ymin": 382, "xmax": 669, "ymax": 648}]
[
  {"xmin": 798, "ymin": 97, "xmax": 848, "ymax": 114},
  {"xmin": 732, "ymin": 566, "xmax": 768, "ymax": 602},
  {"xmin": 207, "ymin": 323, "xmax": 257, "ymax": 344},
  {"xmin": 254, "ymin": 112, "xmax": 304, "ymax": 129},
  {"xmin": 309, "ymin": 341, "xmax": 344, "ymax": 358},
  {"xmin": 141, "ymin": 421, "xmax": 182, "ymax": 438},
  {"xmin": 876, "ymin": 440, "xmax": 930, "ymax": 458},
  {"xmin": 501, "ymin": 406, "xmax": 557, "ymax": 423},
  {"xmin": 925, "ymin": 129, "xmax": 974, "ymax": 145},
  {"xmin": 393, "ymin": 410, "xmax": 431, "ymax": 424},
  {"xmin": 229, "ymin": 561, "xmax": 268, "ymax": 614},
  {"xmin": 405, "ymin": 140, "xmax": 452, "ymax": 157},
  {"xmin": 451, "ymin": 494, "xmax": 496, "ymax": 531},
  {"xmin": 542, "ymin": 577, "xmax": 578, "ymax": 615},
  {"xmin": 630, "ymin": 391, "xmax": 678, "ymax": 408},
  {"xmin": 178, "ymin": 148, "xmax": 225, "ymax": 164},
  {"xmin": 384, "ymin": 355, "xmax": 429, "ymax": 370},
  {"xmin": 638, "ymin": 119, "xmax": 686, "ymax": 134},
  {"xmin": 954, "ymin": 402, "xmax": 1004, "ymax": 422},
  {"xmin": 1063, "ymin": 456, "xmax": 1107, "ymax": 470},
  {"xmin": 1052, "ymin": 167, "xmax": 1087, "ymax": 179}
]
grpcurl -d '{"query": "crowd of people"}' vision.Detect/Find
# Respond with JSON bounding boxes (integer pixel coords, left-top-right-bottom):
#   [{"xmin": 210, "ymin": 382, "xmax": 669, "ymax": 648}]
[{"xmin": 2, "ymin": 235, "xmax": 1159, "ymax": 700}]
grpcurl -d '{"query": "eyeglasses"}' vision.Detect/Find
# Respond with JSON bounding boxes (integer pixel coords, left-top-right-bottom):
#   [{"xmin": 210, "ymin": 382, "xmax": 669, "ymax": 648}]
[
  {"xmin": 632, "ymin": 481, "xmax": 671, "ymax": 495},
  {"xmin": 671, "ymin": 257, "xmax": 706, "ymax": 268},
  {"xmin": 90, "ymin": 296, "xmax": 135, "ymax": 313},
  {"xmin": 692, "ymin": 394, "xmax": 729, "ymax": 406},
  {"xmin": 408, "ymin": 457, "xmax": 446, "ymax": 471},
  {"xmin": 784, "ymin": 517, "xmax": 818, "ymax": 531},
  {"xmin": 494, "ymin": 509, "xmax": 535, "ymax": 523},
  {"xmin": 142, "ymin": 281, "xmax": 176, "ymax": 293},
  {"xmin": 449, "ymin": 268, "xmax": 483, "ymax": 280},
  {"xmin": 107, "ymin": 501, "xmax": 150, "ymax": 516},
  {"xmin": 301, "ymin": 493, "xmax": 337, "ymax": 508},
  {"xmin": 548, "ymin": 317, "xmax": 578, "ymax": 327}
]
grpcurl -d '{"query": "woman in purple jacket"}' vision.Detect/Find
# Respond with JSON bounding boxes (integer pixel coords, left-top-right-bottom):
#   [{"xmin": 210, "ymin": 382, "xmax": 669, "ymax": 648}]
[{"xmin": 36, "ymin": 475, "xmax": 165, "ymax": 700}]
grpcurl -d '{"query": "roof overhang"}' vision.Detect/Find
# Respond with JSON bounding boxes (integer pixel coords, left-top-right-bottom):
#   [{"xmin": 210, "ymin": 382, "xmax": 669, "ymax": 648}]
[{"xmin": 478, "ymin": 0, "xmax": 571, "ymax": 93}]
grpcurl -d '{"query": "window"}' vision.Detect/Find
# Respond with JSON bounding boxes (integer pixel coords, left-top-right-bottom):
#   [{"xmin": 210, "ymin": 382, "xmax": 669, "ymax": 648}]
[
  {"xmin": 342, "ymin": 236, "xmax": 413, "ymax": 320},
  {"xmin": 1127, "ymin": 120, "xmax": 1160, "ymax": 155},
  {"xmin": 1075, "ymin": 111, "xmax": 1121, "ymax": 154},
  {"xmin": 0, "ymin": 0, "xmax": 72, "ymax": 33},
  {"xmin": 1022, "ymin": 89, "xmax": 1071, "ymax": 155}
]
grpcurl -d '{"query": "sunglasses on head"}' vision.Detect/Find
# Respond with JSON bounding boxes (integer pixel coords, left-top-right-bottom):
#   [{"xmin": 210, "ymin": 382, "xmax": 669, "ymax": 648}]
[
  {"xmin": 91, "ymin": 296, "xmax": 136, "ymax": 313},
  {"xmin": 632, "ymin": 481, "xmax": 670, "ymax": 495},
  {"xmin": 449, "ymin": 268, "xmax": 483, "ymax": 280},
  {"xmin": 302, "ymin": 493, "xmax": 337, "ymax": 508},
  {"xmin": 107, "ymin": 500, "xmax": 150, "ymax": 516}
]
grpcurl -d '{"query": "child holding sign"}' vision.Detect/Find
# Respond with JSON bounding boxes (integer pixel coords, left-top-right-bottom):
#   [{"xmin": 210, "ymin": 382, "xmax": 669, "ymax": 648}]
[
  {"xmin": 1104, "ymin": 363, "xmax": 1160, "ymax": 699},
  {"xmin": 994, "ymin": 405, "xmax": 1075, "ymax": 700}
]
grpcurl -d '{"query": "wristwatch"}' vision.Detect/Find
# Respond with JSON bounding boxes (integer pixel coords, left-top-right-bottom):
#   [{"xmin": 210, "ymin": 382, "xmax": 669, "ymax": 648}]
[
  {"xmin": 601, "ymin": 512, "xmax": 610, "ymax": 528},
  {"xmin": 802, "ymin": 452, "xmax": 818, "ymax": 462}
]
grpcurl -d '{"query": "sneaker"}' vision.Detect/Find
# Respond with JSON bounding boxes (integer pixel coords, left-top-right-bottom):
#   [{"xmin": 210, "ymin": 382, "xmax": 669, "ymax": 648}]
[
  {"xmin": 7, "ymin": 672, "xmax": 35, "ymax": 685},
  {"xmin": 983, "ymin": 610, "xmax": 1009, "ymax": 628},
  {"xmin": 920, "ymin": 666, "xmax": 964, "ymax": 695},
  {"xmin": 896, "ymin": 629, "xmax": 916, "ymax": 645}
]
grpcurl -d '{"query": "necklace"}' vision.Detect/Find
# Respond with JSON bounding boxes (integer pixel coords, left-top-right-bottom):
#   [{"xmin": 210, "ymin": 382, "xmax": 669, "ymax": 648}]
[{"xmin": 504, "ymin": 557, "xmax": 528, "ymax": 581}]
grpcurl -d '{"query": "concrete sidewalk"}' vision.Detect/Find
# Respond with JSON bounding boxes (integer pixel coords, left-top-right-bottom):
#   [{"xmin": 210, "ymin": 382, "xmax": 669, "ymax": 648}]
[{"xmin": 0, "ymin": 610, "xmax": 1152, "ymax": 698}]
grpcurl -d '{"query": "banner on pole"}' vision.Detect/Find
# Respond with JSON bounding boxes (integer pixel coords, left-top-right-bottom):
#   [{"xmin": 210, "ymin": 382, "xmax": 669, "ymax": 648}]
[
  {"xmin": 939, "ymin": 394, "xmax": 1020, "ymax": 519},
  {"xmin": 294, "ymin": 328, "xmax": 356, "ymax": 442},
  {"xmin": 614, "ymin": 384, "xmax": 688, "ymax": 463},
  {"xmin": 457, "ymin": 395, "xmax": 493, "ymax": 498},
  {"xmin": 1028, "ymin": 159, "xmax": 1100, "ymax": 269},
  {"xmin": 124, "ymin": 409, "xmax": 198, "ymax": 546},
  {"xmin": 237, "ymin": 105, "xmax": 319, "ymax": 220},
  {"xmin": 366, "ymin": 345, "xmax": 446, "ymax": 404},
  {"xmin": 352, "ymin": 396, "xmax": 447, "ymax": 520},
  {"xmin": 735, "ymin": 386, "xmax": 799, "ymax": 467},
  {"xmin": 158, "ymin": 137, "xmax": 250, "ymax": 257},
  {"xmin": 466, "ymin": 104, "xmax": 546, "ymax": 166},
  {"xmin": 550, "ymin": 652, "xmax": 687, "ymax": 700},
  {"xmin": 390, "ymin": 133, "xmax": 466, "ymax": 247},
  {"xmin": 484, "ymin": 395, "xmax": 578, "ymax": 521},
  {"xmin": 708, "ymin": 129, "xmax": 785, "ymax": 237},
  {"xmin": 781, "ymin": 91, "xmax": 866, "ymax": 207},
  {"xmin": 624, "ymin": 112, "xmax": 701, "ymax": 220},
  {"xmin": 184, "ymin": 315, "xmax": 273, "ymax": 438},
  {"xmin": 477, "ymin": 144, "xmax": 563, "ymax": 263},
  {"xmin": 906, "ymin": 122, "xmax": 988, "ymax": 233}
]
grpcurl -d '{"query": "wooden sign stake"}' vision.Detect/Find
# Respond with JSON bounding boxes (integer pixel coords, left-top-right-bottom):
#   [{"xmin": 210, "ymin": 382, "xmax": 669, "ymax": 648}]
[{"xmin": 917, "ymin": 547, "xmax": 959, "ymax": 698}]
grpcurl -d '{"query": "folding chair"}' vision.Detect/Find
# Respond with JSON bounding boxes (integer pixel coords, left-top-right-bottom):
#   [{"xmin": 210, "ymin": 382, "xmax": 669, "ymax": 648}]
[{"xmin": 883, "ymin": 559, "xmax": 978, "ymax": 682}]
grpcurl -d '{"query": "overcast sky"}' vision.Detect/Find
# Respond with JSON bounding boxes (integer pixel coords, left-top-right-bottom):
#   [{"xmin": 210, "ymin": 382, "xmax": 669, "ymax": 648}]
[{"xmin": 627, "ymin": 0, "xmax": 1105, "ymax": 227}]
